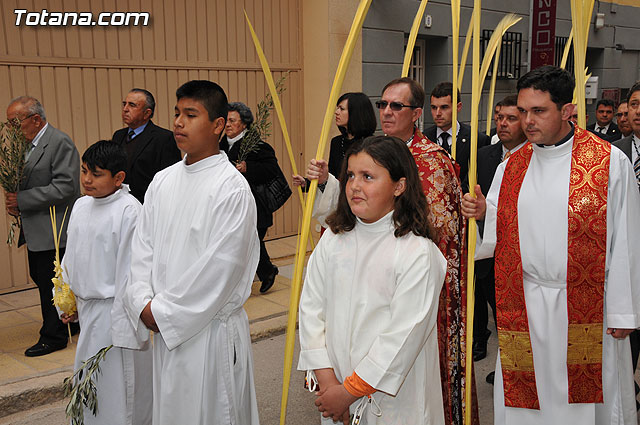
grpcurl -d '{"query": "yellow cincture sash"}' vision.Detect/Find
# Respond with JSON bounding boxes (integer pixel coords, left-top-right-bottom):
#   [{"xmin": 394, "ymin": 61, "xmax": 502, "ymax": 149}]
[{"xmin": 495, "ymin": 127, "xmax": 610, "ymax": 409}]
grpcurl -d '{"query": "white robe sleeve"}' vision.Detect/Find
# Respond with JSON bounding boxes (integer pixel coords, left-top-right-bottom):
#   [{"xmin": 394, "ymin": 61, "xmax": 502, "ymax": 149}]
[
  {"xmin": 605, "ymin": 150, "xmax": 640, "ymax": 329},
  {"xmin": 312, "ymin": 173, "xmax": 340, "ymax": 227},
  {"xmin": 297, "ymin": 234, "xmax": 333, "ymax": 371},
  {"xmin": 355, "ymin": 239, "xmax": 447, "ymax": 396},
  {"xmin": 111, "ymin": 202, "xmax": 148, "ymax": 349},
  {"xmin": 149, "ymin": 189, "xmax": 259, "ymax": 350},
  {"xmin": 123, "ymin": 184, "xmax": 158, "ymax": 334}
]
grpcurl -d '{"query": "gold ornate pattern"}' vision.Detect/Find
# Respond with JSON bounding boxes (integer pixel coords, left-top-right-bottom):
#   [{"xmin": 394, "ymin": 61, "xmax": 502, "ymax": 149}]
[
  {"xmin": 494, "ymin": 128, "xmax": 611, "ymax": 409},
  {"xmin": 498, "ymin": 331, "xmax": 535, "ymax": 371},
  {"xmin": 566, "ymin": 127, "xmax": 609, "ymax": 403},
  {"xmin": 495, "ymin": 142, "xmax": 540, "ymax": 409},
  {"xmin": 410, "ymin": 129, "xmax": 478, "ymax": 425}
]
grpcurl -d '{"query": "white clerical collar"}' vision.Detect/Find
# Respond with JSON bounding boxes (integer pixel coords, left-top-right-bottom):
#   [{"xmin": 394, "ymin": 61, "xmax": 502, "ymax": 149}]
[
  {"xmin": 227, "ymin": 129, "xmax": 247, "ymax": 150},
  {"xmin": 31, "ymin": 122, "xmax": 49, "ymax": 148}
]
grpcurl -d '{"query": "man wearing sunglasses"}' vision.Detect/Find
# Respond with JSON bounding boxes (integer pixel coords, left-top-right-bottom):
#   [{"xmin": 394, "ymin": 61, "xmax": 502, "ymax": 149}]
[
  {"xmin": 424, "ymin": 82, "xmax": 491, "ymax": 191},
  {"xmin": 307, "ymin": 77, "xmax": 477, "ymax": 425}
]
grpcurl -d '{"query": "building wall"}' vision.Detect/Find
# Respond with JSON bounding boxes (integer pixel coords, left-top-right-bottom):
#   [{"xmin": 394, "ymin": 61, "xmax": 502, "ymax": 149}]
[
  {"xmin": 362, "ymin": 0, "xmax": 640, "ymax": 130},
  {"xmin": 0, "ymin": 0, "xmax": 304, "ymax": 293}
]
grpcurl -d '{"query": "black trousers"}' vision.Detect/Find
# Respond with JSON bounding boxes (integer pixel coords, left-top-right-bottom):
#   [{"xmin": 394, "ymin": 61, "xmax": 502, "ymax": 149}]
[
  {"xmin": 28, "ymin": 248, "xmax": 68, "ymax": 347},
  {"xmin": 256, "ymin": 227, "xmax": 275, "ymax": 281},
  {"xmin": 474, "ymin": 259, "xmax": 497, "ymax": 342},
  {"xmin": 630, "ymin": 330, "xmax": 640, "ymax": 373}
]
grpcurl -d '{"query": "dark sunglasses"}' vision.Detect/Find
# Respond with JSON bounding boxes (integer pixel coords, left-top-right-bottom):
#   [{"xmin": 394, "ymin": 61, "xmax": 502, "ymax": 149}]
[{"xmin": 375, "ymin": 100, "xmax": 419, "ymax": 111}]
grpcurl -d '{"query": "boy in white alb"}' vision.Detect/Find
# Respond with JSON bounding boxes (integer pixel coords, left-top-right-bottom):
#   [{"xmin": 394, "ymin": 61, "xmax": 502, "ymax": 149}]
[
  {"xmin": 123, "ymin": 81, "xmax": 260, "ymax": 425},
  {"xmin": 60, "ymin": 140, "xmax": 152, "ymax": 424}
]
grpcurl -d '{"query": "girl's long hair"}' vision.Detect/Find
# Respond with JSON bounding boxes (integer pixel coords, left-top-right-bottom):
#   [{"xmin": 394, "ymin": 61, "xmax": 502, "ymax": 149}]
[{"xmin": 326, "ymin": 135, "xmax": 435, "ymax": 241}]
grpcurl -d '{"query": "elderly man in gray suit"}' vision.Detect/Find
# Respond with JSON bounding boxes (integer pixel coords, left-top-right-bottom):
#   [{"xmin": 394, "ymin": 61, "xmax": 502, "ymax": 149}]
[{"xmin": 4, "ymin": 96, "xmax": 80, "ymax": 357}]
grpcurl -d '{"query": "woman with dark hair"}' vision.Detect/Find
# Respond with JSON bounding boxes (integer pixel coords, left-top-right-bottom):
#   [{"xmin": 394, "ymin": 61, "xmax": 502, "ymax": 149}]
[
  {"xmin": 220, "ymin": 101, "xmax": 281, "ymax": 293},
  {"xmin": 298, "ymin": 136, "xmax": 446, "ymax": 424},
  {"xmin": 292, "ymin": 92, "xmax": 376, "ymax": 188}
]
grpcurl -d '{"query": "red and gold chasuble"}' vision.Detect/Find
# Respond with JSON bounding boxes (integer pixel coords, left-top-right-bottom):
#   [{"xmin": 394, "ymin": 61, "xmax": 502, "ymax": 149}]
[
  {"xmin": 495, "ymin": 127, "xmax": 611, "ymax": 409},
  {"xmin": 409, "ymin": 129, "xmax": 479, "ymax": 425}
]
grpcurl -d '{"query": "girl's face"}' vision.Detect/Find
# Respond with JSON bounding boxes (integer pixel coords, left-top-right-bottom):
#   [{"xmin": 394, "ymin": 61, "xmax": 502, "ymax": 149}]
[
  {"xmin": 345, "ymin": 152, "xmax": 405, "ymax": 223},
  {"xmin": 335, "ymin": 99, "xmax": 349, "ymax": 128}
]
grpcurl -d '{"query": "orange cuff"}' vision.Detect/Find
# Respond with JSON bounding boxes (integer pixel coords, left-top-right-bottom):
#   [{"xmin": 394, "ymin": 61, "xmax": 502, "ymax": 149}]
[{"xmin": 343, "ymin": 371, "xmax": 375, "ymax": 397}]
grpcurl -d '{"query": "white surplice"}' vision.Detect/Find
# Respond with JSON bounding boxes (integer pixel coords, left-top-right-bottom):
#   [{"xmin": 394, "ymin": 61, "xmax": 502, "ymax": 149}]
[
  {"xmin": 476, "ymin": 138, "xmax": 640, "ymax": 425},
  {"xmin": 298, "ymin": 212, "xmax": 447, "ymax": 424},
  {"xmin": 62, "ymin": 185, "xmax": 152, "ymax": 425},
  {"xmin": 123, "ymin": 153, "xmax": 260, "ymax": 425}
]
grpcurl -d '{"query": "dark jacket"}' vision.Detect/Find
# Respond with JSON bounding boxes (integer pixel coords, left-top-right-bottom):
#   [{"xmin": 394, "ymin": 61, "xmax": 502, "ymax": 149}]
[
  {"xmin": 112, "ymin": 121, "xmax": 181, "ymax": 204},
  {"xmin": 220, "ymin": 135, "xmax": 281, "ymax": 229},
  {"xmin": 586, "ymin": 122, "xmax": 622, "ymax": 143},
  {"xmin": 423, "ymin": 122, "xmax": 491, "ymax": 192}
]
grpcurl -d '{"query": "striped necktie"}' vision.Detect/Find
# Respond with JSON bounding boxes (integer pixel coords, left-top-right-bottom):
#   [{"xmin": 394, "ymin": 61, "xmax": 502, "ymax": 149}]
[{"xmin": 634, "ymin": 155, "xmax": 640, "ymax": 188}]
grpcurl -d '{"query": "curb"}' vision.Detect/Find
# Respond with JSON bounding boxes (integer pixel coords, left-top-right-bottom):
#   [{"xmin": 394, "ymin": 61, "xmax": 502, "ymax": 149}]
[{"xmin": 0, "ymin": 316, "xmax": 296, "ymax": 419}]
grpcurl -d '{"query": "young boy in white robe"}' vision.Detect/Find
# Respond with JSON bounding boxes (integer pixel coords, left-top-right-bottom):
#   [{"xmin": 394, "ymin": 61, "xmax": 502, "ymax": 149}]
[
  {"xmin": 123, "ymin": 80, "xmax": 261, "ymax": 425},
  {"xmin": 59, "ymin": 140, "xmax": 152, "ymax": 424},
  {"xmin": 298, "ymin": 136, "xmax": 448, "ymax": 425}
]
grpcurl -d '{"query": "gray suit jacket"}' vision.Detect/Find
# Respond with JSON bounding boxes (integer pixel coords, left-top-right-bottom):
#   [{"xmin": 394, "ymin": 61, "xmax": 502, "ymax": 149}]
[
  {"xmin": 613, "ymin": 135, "xmax": 633, "ymax": 162},
  {"xmin": 17, "ymin": 124, "xmax": 81, "ymax": 251}
]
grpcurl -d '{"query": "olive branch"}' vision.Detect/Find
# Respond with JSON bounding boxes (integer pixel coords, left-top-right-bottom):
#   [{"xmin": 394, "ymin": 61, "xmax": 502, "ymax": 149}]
[
  {"xmin": 237, "ymin": 72, "xmax": 289, "ymax": 163},
  {"xmin": 63, "ymin": 345, "xmax": 113, "ymax": 425},
  {"xmin": 0, "ymin": 120, "xmax": 29, "ymax": 245}
]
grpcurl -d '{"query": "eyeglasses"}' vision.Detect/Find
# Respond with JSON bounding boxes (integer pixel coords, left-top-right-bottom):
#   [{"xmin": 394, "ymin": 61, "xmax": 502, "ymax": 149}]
[
  {"xmin": 7, "ymin": 114, "xmax": 34, "ymax": 127},
  {"xmin": 375, "ymin": 100, "xmax": 419, "ymax": 111}
]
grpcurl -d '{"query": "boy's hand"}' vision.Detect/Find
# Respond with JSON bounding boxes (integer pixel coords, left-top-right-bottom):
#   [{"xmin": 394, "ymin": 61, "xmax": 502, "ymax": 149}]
[
  {"xmin": 315, "ymin": 384, "xmax": 357, "ymax": 423},
  {"xmin": 461, "ymin": 185, "xmax": 487, "ymax": 220},
  {"xmin": 140, "ymin": 301, "xmax": 159, "ymax": 332},
  {"xmin": 236, "ymin": 161, "xmax": 247, "ymax": 173},
  {"xmin": 60, "ymin": 312, "xmax": 78, "ymax": 324},
  {"xmin": 305, "ymin": 159, "xmax": 329, "ymax": 185}
]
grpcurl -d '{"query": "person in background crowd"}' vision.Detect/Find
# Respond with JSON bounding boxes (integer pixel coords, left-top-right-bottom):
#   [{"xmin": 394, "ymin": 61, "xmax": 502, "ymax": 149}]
[
  {"xmin": 4, "ymin": 96, "xmax": 80, "ymax": 357},
  {"xmin": 112, "ymin": 88, "xmax": 181, "ymax": 204},
  {"xmin": 220, "ymin": 102, "xmax": 282, "ymax": 294},
  {"xmin": 587, "ymin": 98, "xmax": 621, "ymax": 142}
]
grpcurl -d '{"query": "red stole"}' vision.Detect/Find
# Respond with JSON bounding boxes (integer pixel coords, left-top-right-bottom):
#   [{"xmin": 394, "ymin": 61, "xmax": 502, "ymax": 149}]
[
  {"xmin": 495, "ymin": 127, "xmax": 610, "ymax": 409},
  {"xmin": 410, "ymin": 129, "xmax": 479, "ymax": 424}
]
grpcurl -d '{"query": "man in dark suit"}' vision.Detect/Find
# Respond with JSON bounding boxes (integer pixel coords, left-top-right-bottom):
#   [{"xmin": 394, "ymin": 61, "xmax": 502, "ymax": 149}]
[
  {"xmin": 587, "ymin": 98, "xmax": 621, "ymax": 142},
  {"xmin": 112, "ymin": 88, "xmax": 181, "ymax": 203},
  {"xmin": 5, "ymin": 96, "xmax": 81, "ymax": 357},
  {"xmin": 424, "ymin": 81, "xmax": 490, "ymax": 190},
  {"xmin": 472, "ymin": 95, "xmax": 527, "ymax": 382},
  {"xmin": 613, "ymin": 81, "xmax": 640, "ymax": 409},
  {"xmin": 616, "ymin": 101, "xmax": 633, "ymax": 138}
]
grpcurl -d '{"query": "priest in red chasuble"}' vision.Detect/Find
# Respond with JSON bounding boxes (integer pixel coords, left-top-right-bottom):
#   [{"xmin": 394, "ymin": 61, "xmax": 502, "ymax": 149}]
[
  {"xmin": 462, "ymin": 65, "xmax": 640, "ymax": 425},
  {"xmin": 309, "ymin": 77, "xmax": 477, "ymax": 425}
]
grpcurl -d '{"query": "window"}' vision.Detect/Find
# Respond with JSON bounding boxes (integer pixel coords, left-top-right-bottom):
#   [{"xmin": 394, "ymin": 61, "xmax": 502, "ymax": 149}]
[
  {"xmin": 481, "ymin": 30, "xmax": 522, "ymax": 80},
  {"xmin": 405, "ymin": 37, "xmax": 426, "ymax": 130}
]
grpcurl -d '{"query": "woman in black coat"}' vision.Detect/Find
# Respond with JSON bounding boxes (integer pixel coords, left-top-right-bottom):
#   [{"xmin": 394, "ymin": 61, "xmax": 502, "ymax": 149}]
[
  {"xmin": 292, "ymin": 92, "xmax": 376, "ymax": 188},
  {"xmin": 220, "ymin": 102, "xmax": 280, "ymax": 293}
]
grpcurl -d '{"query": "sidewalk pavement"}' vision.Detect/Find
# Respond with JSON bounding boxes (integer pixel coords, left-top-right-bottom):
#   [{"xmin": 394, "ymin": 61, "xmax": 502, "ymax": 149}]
[{"xmin": 0, "ymin": 235, "xmax": 309, "ymax": 419}]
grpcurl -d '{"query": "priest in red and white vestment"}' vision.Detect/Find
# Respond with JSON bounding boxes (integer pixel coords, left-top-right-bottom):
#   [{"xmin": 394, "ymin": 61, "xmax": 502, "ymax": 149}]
[
  {"xmin": 310, "ymin": 77, "xmax": 477, "ymax": 425},
  {"xmin": 463, "ymin": 66, "xmax": 640, "ymax": 425}
]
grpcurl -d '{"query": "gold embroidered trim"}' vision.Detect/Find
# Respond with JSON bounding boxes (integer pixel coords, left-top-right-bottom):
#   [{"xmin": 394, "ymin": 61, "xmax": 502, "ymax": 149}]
[{"xmin": 498, "ymin": 330, "xmax": 535, "ymax": 371}]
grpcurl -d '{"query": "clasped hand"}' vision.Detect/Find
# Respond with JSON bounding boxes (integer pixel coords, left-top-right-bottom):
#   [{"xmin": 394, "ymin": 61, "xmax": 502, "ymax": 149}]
[{"xmin": 140, "ymin": 301, "xmax": 159, "ymax": 332}]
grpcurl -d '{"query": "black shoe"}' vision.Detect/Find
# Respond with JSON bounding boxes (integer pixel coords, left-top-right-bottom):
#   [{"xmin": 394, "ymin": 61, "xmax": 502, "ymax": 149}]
[
  {"xmin": 473, "ymin": 329, "xmax": 491, "ymax": 361},
  {"xmin": 260, "ymin": 267, "xmax": 279, "ymax": 294},
  {"xmin": 486, "ymin": 371, "xmax": 495, "ymax": 385},
  {"xmin": 25, "ymin": 342, "xmax": 66, "ymax": 357}
]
